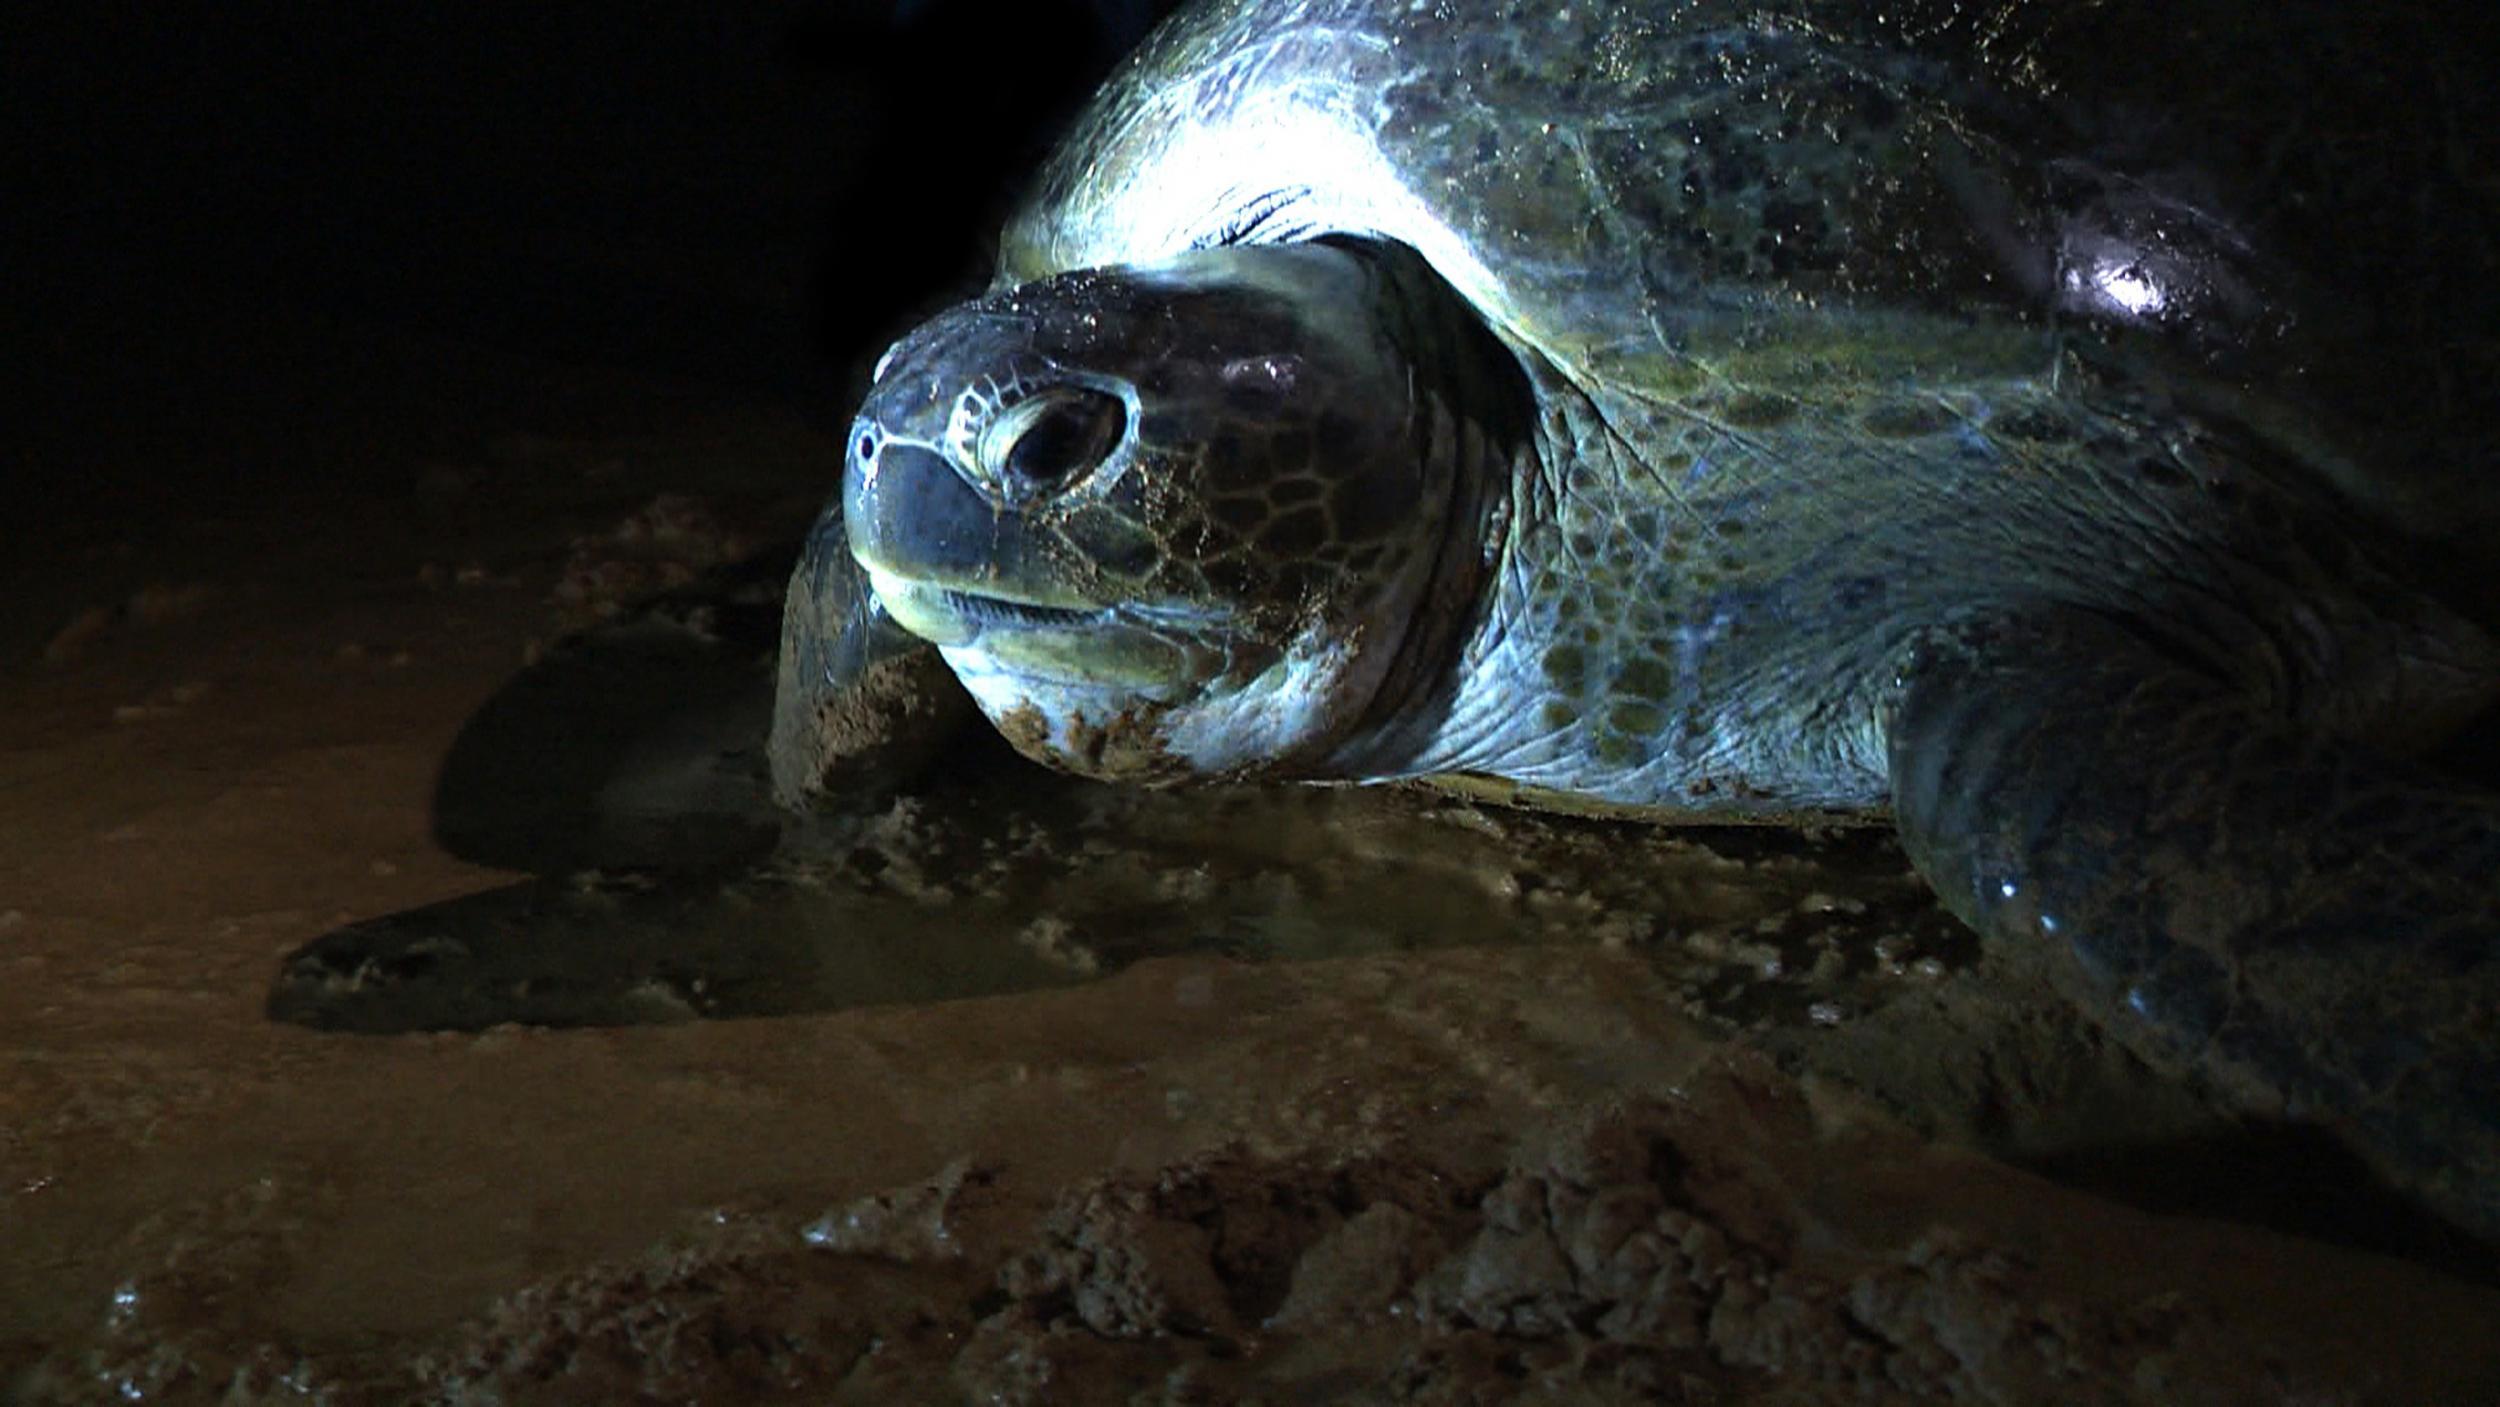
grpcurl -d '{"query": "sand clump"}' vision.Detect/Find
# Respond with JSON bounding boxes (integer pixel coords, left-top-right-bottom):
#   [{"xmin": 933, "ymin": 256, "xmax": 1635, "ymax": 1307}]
[{"xmin": 31, "ymin": 1093, "xmax": 2448, "ymax": 1405}]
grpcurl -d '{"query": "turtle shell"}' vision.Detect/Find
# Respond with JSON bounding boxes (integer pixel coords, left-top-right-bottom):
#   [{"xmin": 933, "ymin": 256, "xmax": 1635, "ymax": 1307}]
[{"xmin": 1001, "ymin": 0, "xmax": 2497, "ymax": 547}]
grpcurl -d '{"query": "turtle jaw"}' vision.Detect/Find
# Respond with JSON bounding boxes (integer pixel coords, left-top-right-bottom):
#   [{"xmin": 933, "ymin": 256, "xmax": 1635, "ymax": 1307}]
[
  {"xmin": 867, "ymin": 566, "xmax": 1379, "ymax": 787},
  {"xmin": 867, "ymin": 565, "xmax": 1230, "ymax": 695},
  {"xmin": 866, "ymin": 569, "xmax": 1093, "ymax": 650}
]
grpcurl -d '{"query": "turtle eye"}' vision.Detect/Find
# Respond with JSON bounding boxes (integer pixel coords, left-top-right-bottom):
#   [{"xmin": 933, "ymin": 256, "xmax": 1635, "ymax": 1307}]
[{"xmin": 985, "ymin": 387, "xmax": 1126, "ymax": 498}]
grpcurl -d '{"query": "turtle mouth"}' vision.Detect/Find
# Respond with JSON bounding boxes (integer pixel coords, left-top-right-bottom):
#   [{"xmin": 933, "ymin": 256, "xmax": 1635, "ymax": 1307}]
[
  {"xmin": 868, "ymin": 568, "xmax": 1103, "ymax": 645},
  {"xmin": 938, "ymin": 590, "xmax": 1103, "ymax": 633},
  {"xmin": 868, "ymin": 566, "xmax": 1230, "ymax": 689}
]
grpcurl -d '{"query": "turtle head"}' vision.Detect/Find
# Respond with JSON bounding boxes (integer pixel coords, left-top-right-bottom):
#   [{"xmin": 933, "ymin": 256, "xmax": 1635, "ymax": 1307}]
[{"xmin": 844, "ymin": 240, "xmax": 1503, "ymax": 783}]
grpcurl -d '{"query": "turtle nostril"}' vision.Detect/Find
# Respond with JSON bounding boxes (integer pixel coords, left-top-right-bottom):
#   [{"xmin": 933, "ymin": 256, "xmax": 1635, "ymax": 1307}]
[{"xmin": 1001, "ymin": 388, "xmax": 1127, "ymax": 491}]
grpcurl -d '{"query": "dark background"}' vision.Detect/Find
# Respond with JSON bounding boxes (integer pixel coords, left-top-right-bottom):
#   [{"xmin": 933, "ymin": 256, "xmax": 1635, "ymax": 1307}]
[{"xmin": 4, "ymin": 0, "xmax": 1180, "ymax": 526}]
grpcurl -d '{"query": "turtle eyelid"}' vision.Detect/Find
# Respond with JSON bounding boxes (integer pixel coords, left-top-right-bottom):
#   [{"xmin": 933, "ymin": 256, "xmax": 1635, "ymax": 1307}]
[{"xmin": 976, "ymin": 386, "xmax": 1131, "ymax": 502}]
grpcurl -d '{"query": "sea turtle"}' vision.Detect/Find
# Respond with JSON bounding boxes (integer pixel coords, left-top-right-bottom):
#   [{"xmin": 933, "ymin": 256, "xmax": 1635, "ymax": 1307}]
[{"xmin": 766, "ymin": 0, "xmax": 2500, "ymax": 1236}]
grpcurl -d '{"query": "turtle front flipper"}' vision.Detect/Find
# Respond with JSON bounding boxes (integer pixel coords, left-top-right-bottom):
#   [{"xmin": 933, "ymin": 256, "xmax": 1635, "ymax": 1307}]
[
  {"xmin": 271, "ymin": 500, "xmax": 980, "ymax": 1034},
  {"xmin": 768, "ymin": 496, "xmax": 977, "ymax": 810},
  {"xmin": 1887, "ymin": 610, "xmax": 2500, "ymax": 1240}
]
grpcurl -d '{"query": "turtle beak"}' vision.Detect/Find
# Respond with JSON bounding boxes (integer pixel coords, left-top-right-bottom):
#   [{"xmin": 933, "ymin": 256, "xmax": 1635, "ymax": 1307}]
[
  {"xmin": 844, "ymin": 434, "xmax": 1104, "ymax": 641},
  {"xmin": 844, "ymin": 426, "xmax": 1221, "ymax": 690},
  {"xmin": 845, "ymin": 440, "xmax": 1006, "ymax": 589}
]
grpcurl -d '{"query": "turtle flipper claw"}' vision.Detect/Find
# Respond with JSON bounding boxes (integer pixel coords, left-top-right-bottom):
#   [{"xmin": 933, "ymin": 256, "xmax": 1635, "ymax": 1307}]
[{"xmin": 1888, "ymin": 610, "xmax": 2500, "ymax": 1241}]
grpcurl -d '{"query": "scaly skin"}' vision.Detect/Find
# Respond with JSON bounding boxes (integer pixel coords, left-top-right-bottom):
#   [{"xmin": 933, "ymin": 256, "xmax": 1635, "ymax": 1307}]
[{"xmin": 1890, "ymin": 610, "xmax": 2500, "ymax": 1236}]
